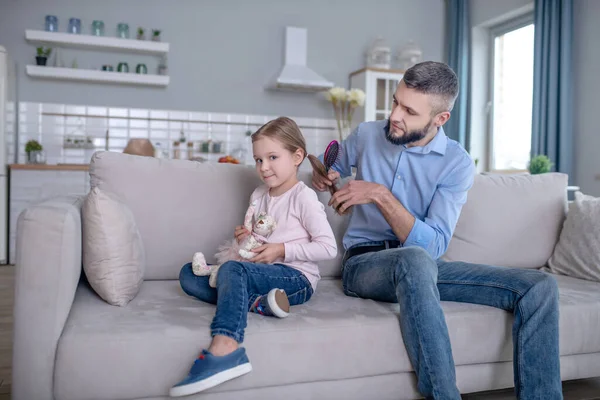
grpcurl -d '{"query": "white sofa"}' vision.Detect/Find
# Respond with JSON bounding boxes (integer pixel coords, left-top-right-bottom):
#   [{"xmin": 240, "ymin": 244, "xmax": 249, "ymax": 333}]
[{"xmin": 12, "ymin": 151, "xmax": 600, "ymax": 400}]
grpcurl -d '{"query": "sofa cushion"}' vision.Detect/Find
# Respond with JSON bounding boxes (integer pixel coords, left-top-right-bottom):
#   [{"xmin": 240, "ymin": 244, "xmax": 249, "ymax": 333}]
[
  {"xmin": 89, "ymin": 152, "xmax": 347, "ymax": 280},
  {"xmin": 545, "ymin": 192, "xmax": 600, "ymax": 282},
  {"xmin": 443, "ymin": 172, "xmax": 568, "ymax": 268},
  {"xmin": 81, "ymin": 187, "xmax": 145, "ymax": 306},
  {"xmin": 53, "ymin": 274, "xmax": 600, "ymax": 400}
]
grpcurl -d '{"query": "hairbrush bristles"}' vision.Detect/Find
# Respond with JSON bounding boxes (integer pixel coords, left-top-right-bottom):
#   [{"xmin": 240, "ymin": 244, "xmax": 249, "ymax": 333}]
[{"xmin": 323, "ymin": 140, "xmax": 340, "ymax": 171}]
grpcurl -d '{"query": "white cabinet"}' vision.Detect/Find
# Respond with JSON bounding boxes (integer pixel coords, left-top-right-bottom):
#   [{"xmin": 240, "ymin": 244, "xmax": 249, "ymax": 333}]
[
  {"xmin": 349, "ymin": 67, "xmax": 404, "ymax": 123},
  {"xmin": 9, "ymin": 168, "xmax": 89, "ymax": 264}
]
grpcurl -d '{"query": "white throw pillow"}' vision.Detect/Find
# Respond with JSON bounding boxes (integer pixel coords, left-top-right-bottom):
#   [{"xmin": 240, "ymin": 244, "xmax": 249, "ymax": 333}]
[
  {"xmin": 545, "ymin": 191, "xmax": 600, "ymax": 282},
  {"xmin": 82, "ymin": 187, "xmax": 145, "ymax": 306}
]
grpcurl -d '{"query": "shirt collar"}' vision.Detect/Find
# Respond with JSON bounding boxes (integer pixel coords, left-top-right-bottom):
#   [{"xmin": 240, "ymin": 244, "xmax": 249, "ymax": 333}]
[{"xmin": 404, "ymin": 127, "xmax": 448, "ymax": 155}]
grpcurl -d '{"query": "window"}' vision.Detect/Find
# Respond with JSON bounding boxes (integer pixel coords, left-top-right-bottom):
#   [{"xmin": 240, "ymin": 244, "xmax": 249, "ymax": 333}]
[{"xmin": 489, "ymin": 18, "xmax": 535, "ymax": 171}]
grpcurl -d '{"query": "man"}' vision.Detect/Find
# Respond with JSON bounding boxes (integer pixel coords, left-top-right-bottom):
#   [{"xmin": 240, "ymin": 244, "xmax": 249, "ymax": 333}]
[{"xmin": 312, "ymin": 61, "xmax": 562, "ymax": 400}]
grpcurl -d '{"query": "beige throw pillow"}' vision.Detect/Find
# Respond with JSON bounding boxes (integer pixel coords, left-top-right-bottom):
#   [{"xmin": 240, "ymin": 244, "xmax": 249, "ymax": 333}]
[
  {"xmin": 82, "ymin": 187, "xmax": 145, "ymax": 306},
  {"xmin": 545, "ymin": 191, "xmax": 600, "ymax": 282}
]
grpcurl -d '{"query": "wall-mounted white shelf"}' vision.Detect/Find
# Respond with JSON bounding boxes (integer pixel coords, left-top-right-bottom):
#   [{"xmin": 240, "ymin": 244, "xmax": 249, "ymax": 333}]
[
  {"xmin": 26, "ymin": 65, "xmax": 170, "ymax": 87},
  {"xmin": 25, "ymin": 29, "xmax": 169, "ymax": 55}
]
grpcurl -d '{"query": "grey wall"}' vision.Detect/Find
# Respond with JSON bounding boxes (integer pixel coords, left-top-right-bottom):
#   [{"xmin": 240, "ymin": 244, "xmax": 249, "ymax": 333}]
[
  {"xmin": 0, "ymin": 0, "xmax": 444, "ymax": 119},
  {"xmin": 573, "ymin": 0, "xmax": 600, "ymax": 196}
]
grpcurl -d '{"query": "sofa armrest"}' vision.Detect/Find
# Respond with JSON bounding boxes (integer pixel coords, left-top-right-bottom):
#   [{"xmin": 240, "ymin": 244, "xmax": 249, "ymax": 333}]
[{"xmin": 12, "ymin": 195, "xmax": 85, "ymax": 400}]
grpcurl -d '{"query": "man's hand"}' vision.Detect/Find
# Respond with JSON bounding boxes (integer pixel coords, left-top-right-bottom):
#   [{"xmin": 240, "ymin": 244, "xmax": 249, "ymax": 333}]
[
  {"xmin": 234, "ymin": 225, "xmax": 250, "ymax": 244},
  {"xmin": 250, "ymin": 243, "xmax": 285, "ymax": 264},
  {"xmin": 329, "ymin": 180, "xmax": 385, "ymax": 214},
  {"xmin": 312, "ymin": 170, "xmax": 340, "ymax": 192}
]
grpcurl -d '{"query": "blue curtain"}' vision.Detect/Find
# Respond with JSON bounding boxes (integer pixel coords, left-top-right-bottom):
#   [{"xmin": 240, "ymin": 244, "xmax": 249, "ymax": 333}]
[
  {"xmin": 532, "ymin": 0, "xmax": 573, "ymax": 178},
  {"xmin": 445, "ymin": 0, "xmax": 470, "ymax": 150}
]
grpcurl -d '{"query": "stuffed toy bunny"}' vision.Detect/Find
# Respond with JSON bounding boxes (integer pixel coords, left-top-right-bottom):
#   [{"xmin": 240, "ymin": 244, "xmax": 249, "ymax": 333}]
[{"xmin": 192, "ymin": 200, "xmax": 277, "ymax": 288}]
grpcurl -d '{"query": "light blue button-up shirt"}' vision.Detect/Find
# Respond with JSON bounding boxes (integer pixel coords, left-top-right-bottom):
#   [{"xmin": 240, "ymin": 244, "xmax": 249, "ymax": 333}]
[{"xmin": 327, "ymin": 120, "xmax": 475, "ymax": 259}]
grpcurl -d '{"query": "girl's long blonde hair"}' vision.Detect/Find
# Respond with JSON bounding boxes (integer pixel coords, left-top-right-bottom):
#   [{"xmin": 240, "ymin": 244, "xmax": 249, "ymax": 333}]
[{"xmin": 251, "ymin": 117, "xmax": 321, "ymax": 170}]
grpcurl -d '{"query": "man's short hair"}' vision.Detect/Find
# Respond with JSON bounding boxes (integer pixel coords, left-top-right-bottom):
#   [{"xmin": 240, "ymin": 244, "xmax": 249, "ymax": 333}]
[{"xmin": 402, "ymin": 61, "xmax": 459, "ymax": 114}]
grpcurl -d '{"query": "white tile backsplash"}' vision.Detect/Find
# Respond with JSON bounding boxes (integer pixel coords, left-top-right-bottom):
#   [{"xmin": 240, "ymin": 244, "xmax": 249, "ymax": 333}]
[
  {"xmin": 189, "ymin": 112, "xmax": 208, "ymax": 121},
  {"xmin": 128, "ymin": 129, "xmax": 147, "ymax": 139},
  {"xmin": 169, "ymin": 111, "xmax": 189, "ymax": 121},
  {"xmin": 87, "ymin": 106, "xmax": 108, "ymax": 116},
  {"xmin": 109, "ymin": 128, "xmax": 128, "ymax": 137},
  {"xmin": 150, "ymin": 110, "xmax": 169, "ymax": 119},
  {"xmin": 65, "ymin": 105, "xmax": 86, "ymax": 115},
  {"xmin": 108, "ymin": 118, "xmax": 128, "ymax": 128},
  {"xmin": 149, "ymin": 130, "xmax": 169, "ymax": 139},
  {"xmin": 130, "ymin": 109, "xmax": 149, "ymax": 118},
  {"xmin": 65, "ymin": 116, "xmax": 86, "ymax": 126},
  {"xmin": 109, "ymin": 108, "xmax": 128, "ymax": 117},
  {"xmin": 150, "ymin": 120, "xmax": 169, "ymax": 129},
  {"xmin": 130, "ymin": 119, "xmax": 149, "ymax": 129},
  {"xmin": 41, "ymin": 103, "xmax": 64, "ymax": 114},
  {"xmin": 16, "ymin": 102, "xmax": 337, "ymax": 165}
]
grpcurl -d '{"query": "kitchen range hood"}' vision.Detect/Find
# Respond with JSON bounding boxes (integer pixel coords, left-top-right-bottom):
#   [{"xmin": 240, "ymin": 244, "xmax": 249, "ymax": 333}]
[{"xmin": 270, "ymin": 26, "xmax": 334, "ymax": 92}]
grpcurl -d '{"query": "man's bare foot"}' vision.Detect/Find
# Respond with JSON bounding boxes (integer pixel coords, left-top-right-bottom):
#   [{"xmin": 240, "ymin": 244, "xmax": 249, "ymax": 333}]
[{"xmin": 207, "ymin": 335, "xmax": 239, "ymax": 357}]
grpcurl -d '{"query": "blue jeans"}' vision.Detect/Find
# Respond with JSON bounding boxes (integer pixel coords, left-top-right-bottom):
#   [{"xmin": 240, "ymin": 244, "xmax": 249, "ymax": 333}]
[
  {"xmin": 342, "ymin": 244, "xmax": 562, "ymax": 400},
  {"xmin": 179, "ymin": 261, "xmax": 313, "ymax": 343}
]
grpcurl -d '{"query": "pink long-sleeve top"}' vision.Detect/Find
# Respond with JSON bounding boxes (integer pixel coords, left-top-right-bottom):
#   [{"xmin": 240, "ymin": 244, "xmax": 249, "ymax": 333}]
[{"xmin": 249, "ymin": 181, "xmax": 338, "ymax": 291}]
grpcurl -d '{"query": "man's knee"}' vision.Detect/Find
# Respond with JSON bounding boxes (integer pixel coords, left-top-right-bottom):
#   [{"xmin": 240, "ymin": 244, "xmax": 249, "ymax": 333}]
[
  {"xmin": 391, "ymin": 246, "xmax": 437, "ymax": 283},
  {"xmin": 527, "ymin": 271, "xmax": 559, "ymax": 300}
]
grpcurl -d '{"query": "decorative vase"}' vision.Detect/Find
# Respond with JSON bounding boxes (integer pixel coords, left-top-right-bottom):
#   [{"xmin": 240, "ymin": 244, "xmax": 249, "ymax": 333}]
[
  {"xmin": 117, "ymin": 23, "xmax": 129, "ymax": 39},
  {"xmin": 336, "ymin": 124, "xmax": 351, "ymax": 142},
  {"xmin": 27, "ymin": 150, "xmax": 46, "ymax": 164}
]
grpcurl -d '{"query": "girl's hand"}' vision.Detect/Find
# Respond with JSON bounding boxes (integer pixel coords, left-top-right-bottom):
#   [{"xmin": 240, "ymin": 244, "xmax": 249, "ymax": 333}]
[
  {"xmin": 234, "ymin": 225, "xmax": 250, "ymax": 244},
  {"xmin": 250, "ymin": 243, "xmax": 285, "ymax": 264}
]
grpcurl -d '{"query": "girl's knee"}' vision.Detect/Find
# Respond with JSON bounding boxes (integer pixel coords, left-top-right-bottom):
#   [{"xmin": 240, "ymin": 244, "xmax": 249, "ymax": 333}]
[{"xmin": 218, "ymin": 260, "xmax": 244, "ymax": 277}]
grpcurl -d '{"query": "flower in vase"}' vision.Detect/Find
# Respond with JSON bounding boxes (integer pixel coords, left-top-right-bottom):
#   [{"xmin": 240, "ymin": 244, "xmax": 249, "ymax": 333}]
[
  {"xmin": 347, "ymin": 88, "xmax": 366, "ymax": 107},
  {"xmin": 324, "ymin": 87, "xmax": 366, "ymax": 141},
  {"xmin": 324, "ymin": 87, "xmax": 347, "ymax": 103}
]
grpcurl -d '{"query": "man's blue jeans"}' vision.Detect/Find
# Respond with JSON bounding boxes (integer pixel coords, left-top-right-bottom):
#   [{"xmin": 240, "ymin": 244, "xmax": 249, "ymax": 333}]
[{"xmin": 342, "ymin": 244, "xmax": 562, "ymax": 400}]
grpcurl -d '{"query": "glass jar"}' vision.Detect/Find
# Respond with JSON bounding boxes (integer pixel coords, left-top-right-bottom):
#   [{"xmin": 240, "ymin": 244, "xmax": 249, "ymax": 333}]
[
  {"xmin": 173, "ymin": 141, "xmax": 181, "ymax": 159},
  {"xmin": 200, "ymin": 140, "xmax": 211, "ymax": 153},
  {"xmin": 117, "ymin": 23, "xmax": 129, "ymax": 39},
  {"xmin": 91, "ymin": 20, "xmax": 105, "ymax": 36},
  {"xmin": 187, "ymin": 141, "xmax": 194, "ymax": 160},
  {"xmin": 68, "ymin": 18, "xmax": 81, "ymax": 34},
  {"xmin": 366, "ymin": 36, "xmax": 391, "ymax": 69},
  {"xmin": 135, "ymin": 63, "xmax": 147, "ymax": 74},
  {"xmin": 45, "ymin": 15, "xmax": 58, "ymax": 32}
]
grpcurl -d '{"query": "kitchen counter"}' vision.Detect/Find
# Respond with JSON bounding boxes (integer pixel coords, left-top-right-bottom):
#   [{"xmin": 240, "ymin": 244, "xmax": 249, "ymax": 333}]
[{"xmin": 9, "ymin": 164, "xmax": 89, "ymax": 171}]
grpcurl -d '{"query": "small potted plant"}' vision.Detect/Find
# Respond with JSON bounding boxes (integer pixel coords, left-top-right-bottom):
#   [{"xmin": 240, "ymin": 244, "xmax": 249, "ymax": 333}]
[
  {"xmin": 152, "ymin": 29, "xmax": 161, "ymax": 42},
  {"xmin": 528, "ymin": 154, "xmax": 553, "ymax": 174},
  {"xmin": 136, "ymin": 27, "xmax": 145, "ymax": 40},
  {"xmin": 35, "ymin": 47, "xmax": 52, "ymax": 66},
  {"xmin": 25, "ymin": 139, "xmax": 45, "ymax": 164}
]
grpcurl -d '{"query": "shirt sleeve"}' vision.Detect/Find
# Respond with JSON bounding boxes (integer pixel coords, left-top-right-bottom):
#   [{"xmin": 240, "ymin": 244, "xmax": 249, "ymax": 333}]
[
  {"xmin": 318, "ymin": 125, "xmax": 360, "ymax": 179},
  {"xmin": 284, "ymin": 188, "xmax": 338, "ymax": 263},
  {"xmin": 403, "ymin": 155, "xmax": 475, "ymax": 259}
]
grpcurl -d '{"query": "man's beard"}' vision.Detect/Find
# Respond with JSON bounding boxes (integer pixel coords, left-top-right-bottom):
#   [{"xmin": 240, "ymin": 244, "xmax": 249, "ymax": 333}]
[{"xmin": 385, "ymin": 119, "xmax": 432, "ymax": 146}]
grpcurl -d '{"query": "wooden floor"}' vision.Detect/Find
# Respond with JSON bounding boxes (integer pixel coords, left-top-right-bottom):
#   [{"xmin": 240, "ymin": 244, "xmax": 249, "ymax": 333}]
[{"xmin": 0, "ymin": 264, "xmax": 598, "ymax": 400}]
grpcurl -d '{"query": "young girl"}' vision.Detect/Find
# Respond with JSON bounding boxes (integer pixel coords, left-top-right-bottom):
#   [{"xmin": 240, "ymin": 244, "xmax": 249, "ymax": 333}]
[{"xmin": 170, "ymin": 117, "xmax": 338, "ymax": 397}]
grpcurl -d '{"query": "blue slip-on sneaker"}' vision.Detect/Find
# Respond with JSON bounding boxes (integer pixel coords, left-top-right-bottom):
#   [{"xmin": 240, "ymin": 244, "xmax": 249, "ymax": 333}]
[{"xmin": 169, "ymin": 348, "xmax": 252, "ymax": 397}]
